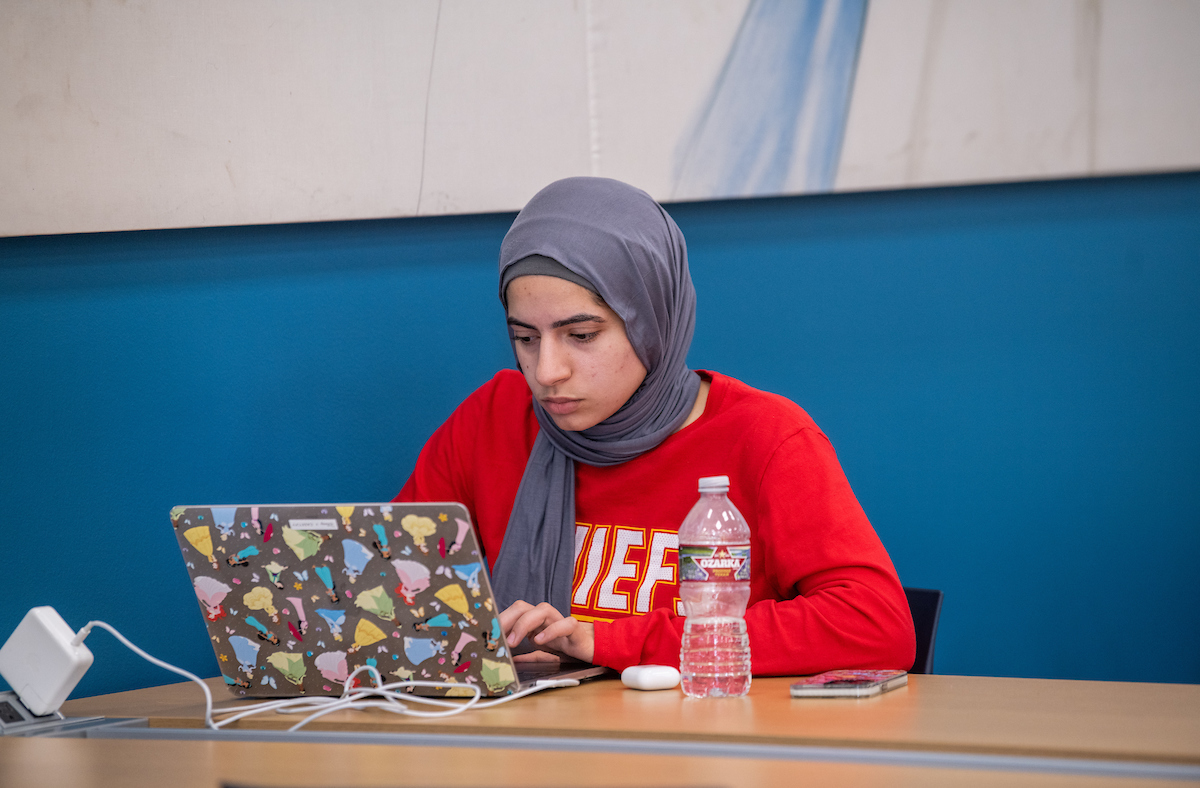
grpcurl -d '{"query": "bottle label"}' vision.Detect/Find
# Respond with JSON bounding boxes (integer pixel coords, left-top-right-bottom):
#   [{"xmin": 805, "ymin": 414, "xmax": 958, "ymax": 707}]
[{"xmin": 679, "ymin": 544, "xmax": 750, "ymax": 582}]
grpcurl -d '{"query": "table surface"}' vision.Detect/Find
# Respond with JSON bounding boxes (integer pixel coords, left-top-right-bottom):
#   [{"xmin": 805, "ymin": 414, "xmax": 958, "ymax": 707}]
[
  {"xmin": 60, "ymin": 673, "xmax": 1200, "ymax": 766},
  {"xmin": 18, "ymin": 734, "xmax": 1200, "ymax": 788},
  {"xmin": 3, "ymin": 735, "xmax": 1194, "ymax": 788}
]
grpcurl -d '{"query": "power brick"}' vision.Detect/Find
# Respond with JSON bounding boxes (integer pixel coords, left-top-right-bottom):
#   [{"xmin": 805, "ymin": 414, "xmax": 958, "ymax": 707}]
[{"xmin": 0, "ymin": 607, "xmax": 93, "ymax": 716}]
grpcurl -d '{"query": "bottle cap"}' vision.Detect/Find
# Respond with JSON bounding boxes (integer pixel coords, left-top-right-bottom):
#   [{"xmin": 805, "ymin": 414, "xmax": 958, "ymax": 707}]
[{"xmin": 697, "ymin": 475, "xmax": 730, "ymax": 493}]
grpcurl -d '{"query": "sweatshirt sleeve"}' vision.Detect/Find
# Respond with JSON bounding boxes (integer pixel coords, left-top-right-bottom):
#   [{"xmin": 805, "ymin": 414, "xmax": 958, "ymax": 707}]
[{"xmin": 593, "ymin": 427, "xmax": 915, "ymax": 676}]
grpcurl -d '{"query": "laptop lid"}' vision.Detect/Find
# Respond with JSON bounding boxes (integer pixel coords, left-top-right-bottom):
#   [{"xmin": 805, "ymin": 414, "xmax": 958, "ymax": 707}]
[{"xmin": 171, "ymin": 502, "xmax": 569, "ymax": 699}]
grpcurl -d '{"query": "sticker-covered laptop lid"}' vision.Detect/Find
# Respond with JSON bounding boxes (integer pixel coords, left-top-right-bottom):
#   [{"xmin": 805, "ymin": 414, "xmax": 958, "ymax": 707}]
[{"xmin": 170, "ymin": 502, "xmax": 519, "ymax": 698}]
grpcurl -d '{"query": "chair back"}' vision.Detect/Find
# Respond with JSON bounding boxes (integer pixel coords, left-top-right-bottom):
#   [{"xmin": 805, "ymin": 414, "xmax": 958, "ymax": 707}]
[{"xmin": 903, "ymin": 587, "xmax": 943, "ymax": 674}]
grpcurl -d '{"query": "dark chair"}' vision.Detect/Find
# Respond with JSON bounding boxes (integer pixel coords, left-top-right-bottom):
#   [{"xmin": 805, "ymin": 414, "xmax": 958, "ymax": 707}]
[{"xmin": 903, "ymin": 587, "xmax": 943, "ymax": 674}]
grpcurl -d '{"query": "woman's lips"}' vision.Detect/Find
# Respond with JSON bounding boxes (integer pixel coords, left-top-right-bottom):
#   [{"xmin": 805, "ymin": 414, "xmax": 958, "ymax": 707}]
[{"xmin": 542, "ymin": 397, "xmax": 581, "ymax": 416}]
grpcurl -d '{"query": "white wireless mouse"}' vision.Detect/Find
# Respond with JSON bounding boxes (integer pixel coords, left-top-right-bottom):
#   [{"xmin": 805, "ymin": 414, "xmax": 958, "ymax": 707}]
[{"xmin": 621, "ymin": 664, "xmax": 681, "ymax": 691}]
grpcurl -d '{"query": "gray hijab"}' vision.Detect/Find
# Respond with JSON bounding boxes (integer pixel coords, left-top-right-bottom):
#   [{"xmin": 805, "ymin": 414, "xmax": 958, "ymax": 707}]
[{"xmin": 491, "ymin": 177, "xmax": 701, "ymax": 615}]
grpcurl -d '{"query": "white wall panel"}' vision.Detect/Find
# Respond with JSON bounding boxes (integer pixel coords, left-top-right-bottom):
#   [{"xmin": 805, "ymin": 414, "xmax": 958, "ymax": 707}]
[
  {"xmin": 1, "ymin": 0, "xmax": 1197, "ymax": 237},
  {"xmin": 0, "ymin": 2, "xmax": 438, "ymax": 236},
  {"xmin": 1096, "ymin": 0, "xmax": 1200, "ymax": 173},
  {"xmin": 839, "ymin": 0, "xmax": 1096, "ymax": 189},
  {"xmin": 837, "ymin": 0, "xmax": 1200, "ymax": 192},
  {"xmin": 414, "ymin": 2, "xmax": 592, "ymax": 216},
  {"xmin": 835, "ymin": 0, "xmax": 937, "ymax": 189}
]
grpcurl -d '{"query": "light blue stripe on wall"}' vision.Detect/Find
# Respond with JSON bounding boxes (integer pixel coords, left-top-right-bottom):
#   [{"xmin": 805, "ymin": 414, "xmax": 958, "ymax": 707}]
[{"xmin": 673, "ymin": 0, "xmax": 868, "ymax": 199}]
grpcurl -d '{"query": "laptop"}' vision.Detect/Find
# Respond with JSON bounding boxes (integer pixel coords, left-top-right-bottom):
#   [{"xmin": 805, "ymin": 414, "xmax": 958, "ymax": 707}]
[{"xmin": 170, "ymin": 502, "xmax": 610, "ymax": 698}]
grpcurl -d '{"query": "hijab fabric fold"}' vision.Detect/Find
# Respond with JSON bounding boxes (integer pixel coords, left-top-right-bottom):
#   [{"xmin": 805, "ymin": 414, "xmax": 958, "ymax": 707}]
[{"xmin": 491, "ymin": 177, "xmax": 700, "ymax": 615}]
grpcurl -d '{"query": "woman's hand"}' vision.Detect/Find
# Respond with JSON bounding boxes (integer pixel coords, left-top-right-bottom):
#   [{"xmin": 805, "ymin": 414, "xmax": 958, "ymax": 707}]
[{"xmin": 499, "ymin": 600, "xmax": 595, "ymax": 664}]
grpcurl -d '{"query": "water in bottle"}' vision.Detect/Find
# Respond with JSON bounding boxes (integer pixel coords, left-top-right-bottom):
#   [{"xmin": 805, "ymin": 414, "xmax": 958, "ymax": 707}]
[{"xmin": 678, "ymin": 475, "xmax": 752, "ymax": 697}]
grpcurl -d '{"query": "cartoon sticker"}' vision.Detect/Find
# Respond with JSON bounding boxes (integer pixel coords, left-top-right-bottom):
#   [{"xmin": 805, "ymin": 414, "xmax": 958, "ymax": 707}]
[
  {"xmin": 401, "ymin": 514, "xmax": 437, "ymax": 554},
  {"xmin": 316, "ymin": 608, "xmax": 346, "ymax": 641},
  {"xmin": 282, "ymin": 526, "xmax": 324, "ymax": 561},
  {"xmin": 480, "ymin": 658, "xmax": 516, "ymax": 692},
  {"xmin": 211, "ymin": 507, "xmax": 237, "ymax": 541},
  {"xmin": 194, "ymin": 576, "xmax": 231, "ymax": 621},
  {"xmin": 341, "ymin": 540, "xmax": 372, "ymax": 583},
  {"xmin": 184, "ymin": 526, "xmax": 219, "ymax": 569},
  {"xmin": 229, "ymin": 635, "xmax": 260, "ymax": 677},
  {"xmin": 266, "ymin": 652, "xmax": 307, "ymax": 691},
  {"xmin": 452, "ymin": 563, "xmax": 483, "ymax": 597},
  {"xmin": 354, "ymin": 585, "xmax": 400, "ymax": 624},
  {"xmin": 403, "ymin": 637, "xmax": 446, "ymax": 666},
  {"xmin": 314, "ymin": 650, "xmax": 349, "ymax": 686},
  {"xmin": 371, "ymin": 524, "xmax": 391, "ymax": 559},
  {"xmin": 434, "ymin": 584, "xmax": 477, "ymax": 625},
  {"xmin": 285, "ymin": 596, "xmax": 308, "ymax": 639},
  {"xmin": 348, "ymin": 618, "xmax": 386, "ymax": 654},
  {"xmin": 243, "ymin": 586, "xmax": 279, "ymax": 622},
  {"xmin": 391, "ymin": 559, "xmax": 431, "ymax": 604}
]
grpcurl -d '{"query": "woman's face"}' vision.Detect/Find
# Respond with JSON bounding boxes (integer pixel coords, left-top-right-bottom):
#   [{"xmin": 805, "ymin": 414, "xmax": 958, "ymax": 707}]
[{"xmin": 506, "ymin": 275, "xmax": 648, "ymax": 431}]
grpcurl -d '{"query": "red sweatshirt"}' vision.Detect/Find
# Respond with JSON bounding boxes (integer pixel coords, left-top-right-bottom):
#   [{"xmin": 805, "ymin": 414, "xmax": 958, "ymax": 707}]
[{"xmin": 396, "ymin": 369, "xmax": 915, "ymax": 675}]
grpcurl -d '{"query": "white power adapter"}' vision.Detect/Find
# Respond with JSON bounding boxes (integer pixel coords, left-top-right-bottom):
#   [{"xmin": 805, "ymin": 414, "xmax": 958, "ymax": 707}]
[{"xmin": 0, "ymin": 607, "xmax": 94, "ymax": 716}]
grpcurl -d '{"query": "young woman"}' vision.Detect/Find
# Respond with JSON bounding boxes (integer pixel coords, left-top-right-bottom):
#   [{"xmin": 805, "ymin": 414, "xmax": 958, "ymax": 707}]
[{"xmin": 395, "ymin": 177, "xmax": 915, "ymax": 674}]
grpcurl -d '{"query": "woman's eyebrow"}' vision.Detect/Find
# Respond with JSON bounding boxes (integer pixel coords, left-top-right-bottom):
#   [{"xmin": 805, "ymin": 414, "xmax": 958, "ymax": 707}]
[
  {"xmin": 551, "ymin": 313, "xmax": 606, "ymax": 329},
  {"xmin": 506, "ymin": 314, "xmax": 607, "ymax": 330}
]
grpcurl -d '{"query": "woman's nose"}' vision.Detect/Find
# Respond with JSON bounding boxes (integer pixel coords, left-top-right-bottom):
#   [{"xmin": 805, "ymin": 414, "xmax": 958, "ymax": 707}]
[{"xmin": 535, "ymin": 338, "xmax": 570, "ymax": 386}]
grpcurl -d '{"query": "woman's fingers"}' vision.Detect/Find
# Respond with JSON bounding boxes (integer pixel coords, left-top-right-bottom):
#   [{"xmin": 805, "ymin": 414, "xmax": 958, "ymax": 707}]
[
  {"xmin": 500, "ymin": 600, "xmax": 561, "ymax": 647},
  {"xmin": 531, "ymin": 614, "xmax": 577, "ymax": 645},
  {"xmin": 498, "ymin": 599, "xmax": 535, "ymax": 642},
  {"xmin": 497, "ymin": 601, "xmax": 595, "ymax": 663}
]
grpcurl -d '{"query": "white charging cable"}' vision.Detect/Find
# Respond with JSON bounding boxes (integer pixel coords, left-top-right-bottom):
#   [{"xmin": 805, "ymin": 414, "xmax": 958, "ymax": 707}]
[
  {"xmin": 73, "ymin": 620, "xmax": 221, "ymax": 730},
  {"xmin": 71, "ymin": 620, "xmax": 577, "ymax": 732}
]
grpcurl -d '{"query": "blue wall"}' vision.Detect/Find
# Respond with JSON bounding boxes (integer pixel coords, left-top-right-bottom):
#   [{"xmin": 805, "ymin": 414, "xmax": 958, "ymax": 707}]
[{"xmin": 2, "ymin": 172, "xmax": 1197, "ymax": 698}]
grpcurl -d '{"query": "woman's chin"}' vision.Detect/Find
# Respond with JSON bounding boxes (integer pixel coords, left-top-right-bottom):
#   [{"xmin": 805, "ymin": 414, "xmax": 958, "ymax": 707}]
[{"xmin": 548, "ymin": 411, "xmax": 600, "ymax": 432}]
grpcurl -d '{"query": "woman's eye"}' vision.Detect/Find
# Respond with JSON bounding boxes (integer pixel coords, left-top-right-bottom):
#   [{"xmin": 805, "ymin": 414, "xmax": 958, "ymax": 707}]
[
  {"xmin": 511, "ymin": 334, "xmax": 534, "ymax": 345},
  {"xmin": 571, "ymin": 332, "xmax": 599, "ymax": 343}
]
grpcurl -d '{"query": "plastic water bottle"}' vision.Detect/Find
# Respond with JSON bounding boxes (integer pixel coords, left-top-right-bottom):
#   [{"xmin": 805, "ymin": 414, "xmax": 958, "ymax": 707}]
[{"xmin": 678, "ymin": 475, "xmax": 752, "ymax": 697}]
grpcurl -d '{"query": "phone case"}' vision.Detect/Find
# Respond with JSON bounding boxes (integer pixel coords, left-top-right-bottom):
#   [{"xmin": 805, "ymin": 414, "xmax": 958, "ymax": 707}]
[{"xmin": 789, "ymin": 669, "xmax": 908, "ymax": 698}]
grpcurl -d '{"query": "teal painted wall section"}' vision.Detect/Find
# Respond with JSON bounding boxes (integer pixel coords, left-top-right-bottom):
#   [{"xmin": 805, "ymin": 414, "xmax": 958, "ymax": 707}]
[{"xmin": 2, "ymin": 172, "xmax": 1198, "ymax": 698}]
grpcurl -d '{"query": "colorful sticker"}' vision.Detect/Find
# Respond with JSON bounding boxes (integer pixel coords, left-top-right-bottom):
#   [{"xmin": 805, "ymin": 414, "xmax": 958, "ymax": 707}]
[{"xmin": 678, "ymin": 544, "xmax": 750, "ymax": 582}]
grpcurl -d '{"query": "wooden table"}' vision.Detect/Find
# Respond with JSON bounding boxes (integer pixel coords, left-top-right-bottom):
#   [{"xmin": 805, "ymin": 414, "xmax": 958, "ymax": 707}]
[
  {"xmin": 58, "ymin": 673, "xmax": 1200, "ymax": 766},
  {"xmin": 2, "ymin": 674, "xmax": 1196, "ymax": 787},
  {"xmin": 0, "ymin": 735, "xmax": 1190, "ymax": 788}
]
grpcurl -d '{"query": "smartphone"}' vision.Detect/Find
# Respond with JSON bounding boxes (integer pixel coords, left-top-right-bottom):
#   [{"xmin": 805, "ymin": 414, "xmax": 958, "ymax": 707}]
[{"xmin": 789, "ymin": 669, "xmax": 908, "ymax": 698}]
